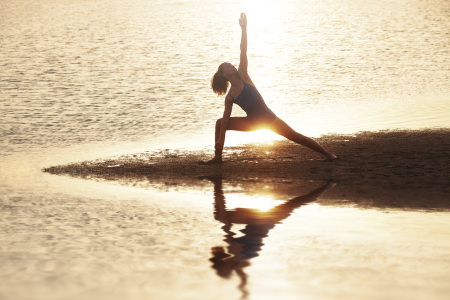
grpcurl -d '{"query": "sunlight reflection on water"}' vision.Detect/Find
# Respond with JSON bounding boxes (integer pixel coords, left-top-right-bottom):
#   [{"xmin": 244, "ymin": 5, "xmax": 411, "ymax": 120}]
[
  {"xmin": 1, "ymin": 0, "xmax": 450, "ymax": 299},
  {"xmin": 1, "ymin": 0, "xmax": 449, "ymax": 155}
]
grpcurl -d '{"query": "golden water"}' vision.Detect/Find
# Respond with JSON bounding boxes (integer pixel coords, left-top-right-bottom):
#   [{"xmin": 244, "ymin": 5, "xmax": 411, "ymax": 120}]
[{"xmin": 1, "ymin": 0, "xmax": 449, "ymax": 299}]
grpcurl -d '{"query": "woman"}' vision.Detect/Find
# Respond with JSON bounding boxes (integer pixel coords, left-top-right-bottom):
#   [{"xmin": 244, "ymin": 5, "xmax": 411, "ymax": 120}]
[{"xmin": 206, "ymin": 13, "xmax": 336, "ymax": 164}]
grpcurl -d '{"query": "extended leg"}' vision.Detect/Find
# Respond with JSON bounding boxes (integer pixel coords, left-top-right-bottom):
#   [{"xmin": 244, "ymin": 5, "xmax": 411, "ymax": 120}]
[{"xmin": 269, "ymin": 118, "xmax": 337, "ymax": 159}]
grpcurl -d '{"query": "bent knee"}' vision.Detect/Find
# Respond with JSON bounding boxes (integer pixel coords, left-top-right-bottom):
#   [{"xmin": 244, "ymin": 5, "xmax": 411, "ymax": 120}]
[{"xmin": 216, "ymin": 118, "xmax": 223, "ymax": 128}]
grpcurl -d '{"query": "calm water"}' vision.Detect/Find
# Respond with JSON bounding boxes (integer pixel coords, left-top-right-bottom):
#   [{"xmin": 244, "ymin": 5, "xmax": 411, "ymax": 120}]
[{"xmin": 1, "ymin": 0, "xmax": 449, "ymax": 299}]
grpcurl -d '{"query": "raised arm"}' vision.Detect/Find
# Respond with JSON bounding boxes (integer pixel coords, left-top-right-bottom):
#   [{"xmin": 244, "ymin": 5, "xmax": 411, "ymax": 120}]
[{"xmin": 238, "ymin": 13, "xmax": 249, "ymax": 78}]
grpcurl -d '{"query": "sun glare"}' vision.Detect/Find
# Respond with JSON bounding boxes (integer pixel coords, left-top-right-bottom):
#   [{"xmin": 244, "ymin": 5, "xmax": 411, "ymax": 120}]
[
  {"xmin": 225, "ymin": 193, "xmax": 284, "ymax": 212},
  {"xmin": 243, "ymin": 0, "xmax": 280, "ymax": 20},
  {"xmin": 226, "ymin": 129, "xmax": 279, "ymax": 146},
  {"xmin": 242, "ymin": 0, "xmax": 281, "ymax": 39}
]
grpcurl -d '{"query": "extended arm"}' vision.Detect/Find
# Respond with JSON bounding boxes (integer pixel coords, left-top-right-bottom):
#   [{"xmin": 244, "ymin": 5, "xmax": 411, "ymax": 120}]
[{"xmin": 238, "ymin": 13, "xmax": 249, "ymax": 79}]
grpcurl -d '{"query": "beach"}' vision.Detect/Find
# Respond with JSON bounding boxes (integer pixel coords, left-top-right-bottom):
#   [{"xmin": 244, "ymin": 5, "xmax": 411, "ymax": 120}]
[
  {"xmin": 45, "ymin": 129, "xmax": 450, "ymax": 210},
  {"xmin": 2, "ymin": 0, "xmax": 450, "ymax": 299},
  {"xmin": 36, "ymin": 129, "xmax": 450, "ymax": 300}
]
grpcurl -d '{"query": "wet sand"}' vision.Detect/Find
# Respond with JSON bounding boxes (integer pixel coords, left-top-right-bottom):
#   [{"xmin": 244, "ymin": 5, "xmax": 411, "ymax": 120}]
[{"xmin": 44, "ymin": 129, "xmax": 450, "ymax": 210}]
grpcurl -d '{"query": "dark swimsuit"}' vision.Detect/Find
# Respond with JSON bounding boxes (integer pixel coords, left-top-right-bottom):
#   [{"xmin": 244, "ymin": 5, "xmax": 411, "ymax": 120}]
[{"xmin": 228, "ymin": 81, "xmax": 277, "ymax": 123}]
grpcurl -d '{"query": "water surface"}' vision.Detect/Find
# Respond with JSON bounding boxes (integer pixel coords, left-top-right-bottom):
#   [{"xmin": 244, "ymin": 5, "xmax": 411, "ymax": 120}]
[{"xmin": 1, "ymin": 0, "xmax": 449, "ymax": 299}]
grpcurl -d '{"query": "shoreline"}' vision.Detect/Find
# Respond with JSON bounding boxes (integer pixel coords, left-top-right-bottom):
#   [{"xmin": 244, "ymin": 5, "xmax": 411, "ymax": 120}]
[{"xmin": 44, "ymin": 129, "xmax": 450, "ymax": 210}]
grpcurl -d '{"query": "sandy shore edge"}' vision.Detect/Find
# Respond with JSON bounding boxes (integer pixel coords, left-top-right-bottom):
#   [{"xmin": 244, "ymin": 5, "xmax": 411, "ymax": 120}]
[{"xmin": 44, "ymin": 129, "xmax": 450, "ymax": 210}]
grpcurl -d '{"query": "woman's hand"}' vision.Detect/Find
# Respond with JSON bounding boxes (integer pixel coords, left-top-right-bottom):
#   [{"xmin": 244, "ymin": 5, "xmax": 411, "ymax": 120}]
[{"xmin": 239, "ymin": 12, "xmax": 247, "ymax": 28}]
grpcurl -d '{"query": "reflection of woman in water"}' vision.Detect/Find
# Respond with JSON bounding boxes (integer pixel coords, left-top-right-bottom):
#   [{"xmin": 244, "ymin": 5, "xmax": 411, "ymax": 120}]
[
  {"xmin": 206, "ymin": 13, "xmax": 337, "ymax": 164},
  {"xmin": 205, "ymin": 177, "xmax": 336, "ymax": 299}
]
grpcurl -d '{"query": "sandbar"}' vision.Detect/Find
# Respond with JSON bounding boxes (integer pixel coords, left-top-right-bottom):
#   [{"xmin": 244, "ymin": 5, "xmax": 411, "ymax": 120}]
[{"xmin": 44, "ymin": 129, "xmax": 450, "ymax": 210}]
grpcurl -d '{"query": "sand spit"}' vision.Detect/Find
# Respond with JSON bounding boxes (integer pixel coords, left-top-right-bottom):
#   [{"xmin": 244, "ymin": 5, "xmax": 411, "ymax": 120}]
[{"xmin": 44, "ymin": 129, "xmax": 450, "ymax": 210}]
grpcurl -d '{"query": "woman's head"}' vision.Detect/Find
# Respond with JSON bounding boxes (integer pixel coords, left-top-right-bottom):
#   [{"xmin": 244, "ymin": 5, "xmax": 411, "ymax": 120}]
[{"xmin": 211, "ymin": 62, "xmax": 238, "ymax": 95}]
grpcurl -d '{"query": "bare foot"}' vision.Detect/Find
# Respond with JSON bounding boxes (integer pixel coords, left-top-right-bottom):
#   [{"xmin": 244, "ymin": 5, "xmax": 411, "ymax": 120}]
[
  {"xmin": 326, "ymin": 153, "xmax": 338, "ymax": 161},
  {"xmin": 199, "ymin": 156, "xmax": 223, "ymax": 165}
]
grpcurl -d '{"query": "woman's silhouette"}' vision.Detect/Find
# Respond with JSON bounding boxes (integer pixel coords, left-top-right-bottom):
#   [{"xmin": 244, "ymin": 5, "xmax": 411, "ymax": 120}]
[
  {"xmin": 205, "ymin": 176, "xmax": 336, "ymax": 299},
  {"xmin": 206, "ymin": 13, "xmax": 337, "ymax": 164}
]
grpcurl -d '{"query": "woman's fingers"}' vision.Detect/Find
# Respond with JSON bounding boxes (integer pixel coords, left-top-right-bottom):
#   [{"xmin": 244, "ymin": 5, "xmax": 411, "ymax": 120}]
[{"xmin": 239, "ymin": 12, "xmax": 247, "ymax": 27}]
